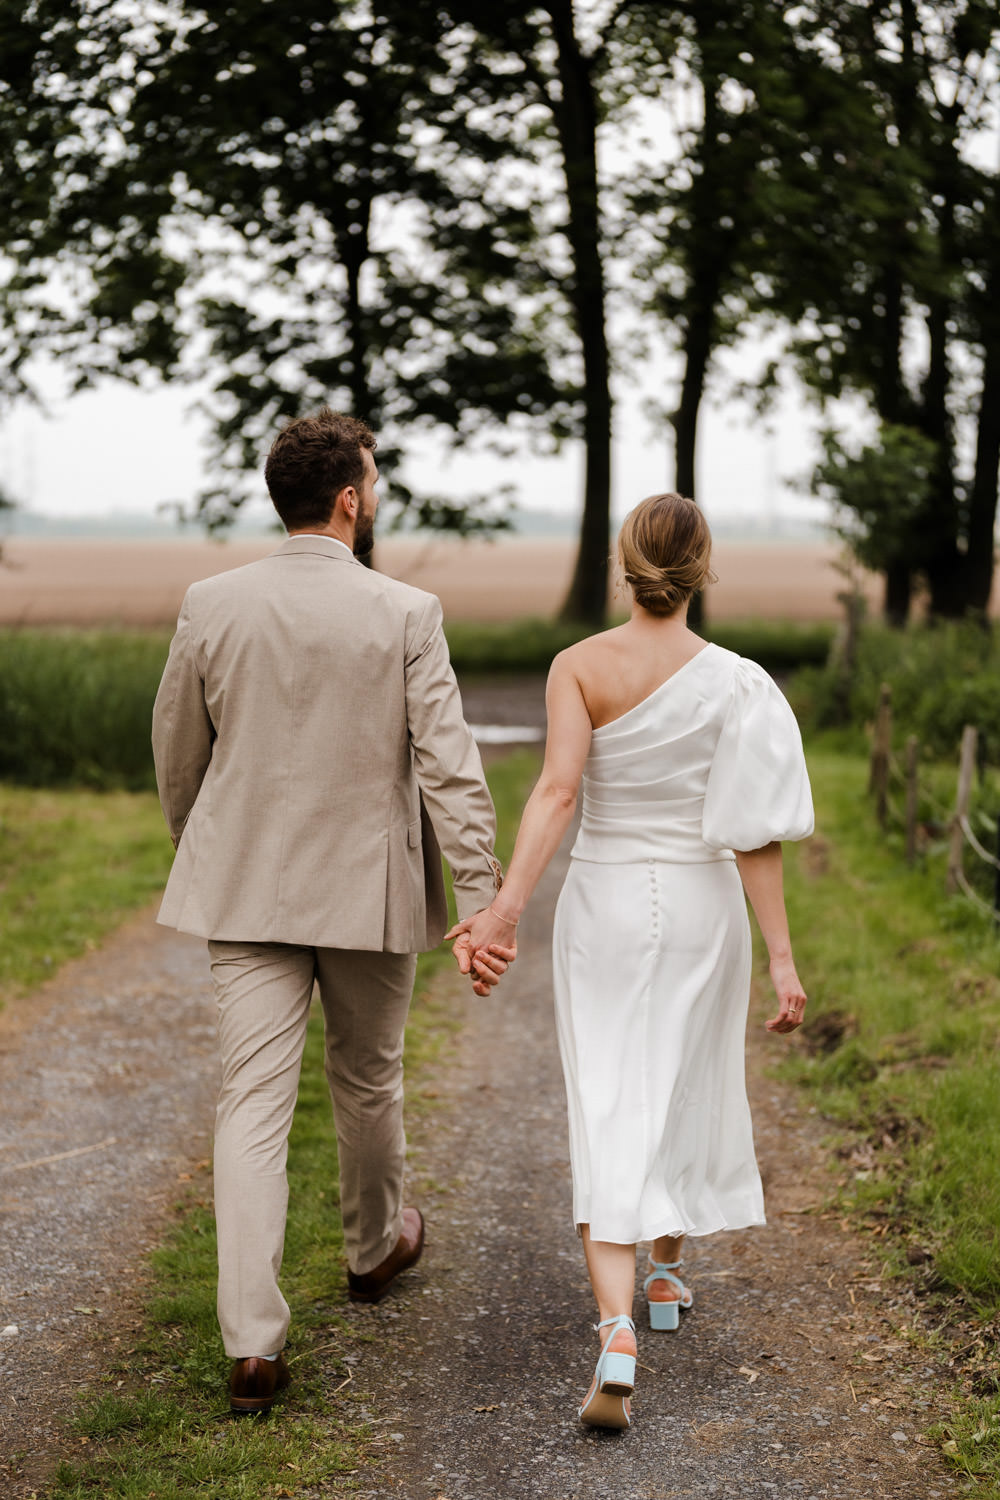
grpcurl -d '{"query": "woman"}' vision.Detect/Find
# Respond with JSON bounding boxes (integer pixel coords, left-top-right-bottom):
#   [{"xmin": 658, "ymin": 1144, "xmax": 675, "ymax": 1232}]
[{"xmin": 448, "ymin": 493, "xmax": 813, "ymax": 1431}]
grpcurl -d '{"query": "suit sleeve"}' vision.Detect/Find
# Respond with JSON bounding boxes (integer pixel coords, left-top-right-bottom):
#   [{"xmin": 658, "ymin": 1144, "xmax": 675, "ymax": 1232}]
[
  {"xmin": 404, "ymin": 594, "xmax": 502, "ymax": 919},
  {"xmin": 151, "ymin": 589, "xmax": 215, "ymax": 849}
]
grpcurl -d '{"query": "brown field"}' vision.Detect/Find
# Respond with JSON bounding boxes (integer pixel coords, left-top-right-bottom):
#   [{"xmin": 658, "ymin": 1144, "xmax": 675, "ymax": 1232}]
[{"xmin": 0, "ymin": 533, "xmax": 938, "ymax": 628}]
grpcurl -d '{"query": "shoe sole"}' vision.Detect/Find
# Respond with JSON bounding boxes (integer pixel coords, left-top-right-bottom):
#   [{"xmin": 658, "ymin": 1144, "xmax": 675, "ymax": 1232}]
[
  {"xmin": 347, "ymin": 1246, "xmax": 424, "ymax": 1304},
  {"xmin": 230, "ymin": 1396, "xmax": 278, "ymax": 1413},
  {"xmin": 579, "ymin": 1389, "xmax": 631, "ymax": 1430}
]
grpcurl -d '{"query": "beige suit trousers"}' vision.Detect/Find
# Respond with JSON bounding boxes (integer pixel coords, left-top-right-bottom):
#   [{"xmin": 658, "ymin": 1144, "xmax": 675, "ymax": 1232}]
[{"xmin": 208, "ymin": 940, "xmax": 417, "ymax": 1358}]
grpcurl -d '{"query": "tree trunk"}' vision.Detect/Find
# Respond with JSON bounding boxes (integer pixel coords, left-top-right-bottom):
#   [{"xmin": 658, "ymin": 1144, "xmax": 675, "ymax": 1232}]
[
  {"xmin": 920, "ymin": 107, "xmax": 964, "ymax": 617},
  {"xmin": 883, "ymin": 560, "xmax": 912, "ymax": 627},
  {"xmin": 667, "ymin": 25, "xmax": 734, "ymax": 635},
  {"xmin": 965, "ymin": 333, "xmax": 1000, "ymax": 616},
  {"xmin": 546, "ymin": 0, "xmax": 612, "ymax": 626},
  {"xmin": 337, "ymin": 192, "xmax": 378, "ymax": 567},
  {"xmin": 671, "ymin": 299, "xmax": 715, "ymax": 631},
  {"xmin": 963, "ymin": 155, "xmax": 1000, "ymax": 617}
]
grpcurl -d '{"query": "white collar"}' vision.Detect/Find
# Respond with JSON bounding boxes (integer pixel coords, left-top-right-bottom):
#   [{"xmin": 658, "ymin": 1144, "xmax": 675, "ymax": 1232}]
[{"xmin": 288, "ymin": 533, "xmax": 354, "ymax": 556}]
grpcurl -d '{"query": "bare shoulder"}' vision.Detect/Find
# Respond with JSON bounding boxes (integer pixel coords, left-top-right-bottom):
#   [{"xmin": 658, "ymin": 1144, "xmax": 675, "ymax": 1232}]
[{"xmin": 551, "ymin": 628, "xmax": 630, "ymax": 691}]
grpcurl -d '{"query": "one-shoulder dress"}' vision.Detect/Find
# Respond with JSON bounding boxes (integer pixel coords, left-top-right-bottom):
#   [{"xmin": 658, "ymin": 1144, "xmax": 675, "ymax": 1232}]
[{"xmin": 552, "ymin": 643, "xmax": 814, "ymax": 1244}]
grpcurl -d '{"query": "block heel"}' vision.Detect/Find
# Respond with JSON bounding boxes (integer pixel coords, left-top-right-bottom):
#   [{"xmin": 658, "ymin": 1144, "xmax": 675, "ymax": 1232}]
[
  {"xmin": 648, "ymin": 1297, "xmax": 680, "ymax": 1331},
  {"xmin": 643, "ymin": 1257, "xmax": 692, "ymax": 1332},
  {"xmin": 579, "ymin": 1313, "xmax": 636, "ymax": 1430}
]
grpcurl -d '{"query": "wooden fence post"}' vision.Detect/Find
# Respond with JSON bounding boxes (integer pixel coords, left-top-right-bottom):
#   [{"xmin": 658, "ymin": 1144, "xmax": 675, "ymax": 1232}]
[
  {"xmin": 994, "ymin": 813, "xmax": 1000, "ymax": 926},
  {"xmin": 946, "ymin": 725, "xmax": 978, "ymax": 895},
  {"xmin": 869, "ymin": 683, "xmax": 892, "ymax": 829},
  {"xmin": 904, "ymin": 735, "xmax": 919, "ymax": 867}
]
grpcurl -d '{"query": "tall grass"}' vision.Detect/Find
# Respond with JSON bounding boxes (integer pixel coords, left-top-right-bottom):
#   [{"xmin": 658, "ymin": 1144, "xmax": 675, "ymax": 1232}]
[
  {"xmin": 0, "ymin": 621, "xmax": 833, "ymax": 789},
  {"xmin": 0, "ymin": 629, "xmax": 169, "ymax": 789}
]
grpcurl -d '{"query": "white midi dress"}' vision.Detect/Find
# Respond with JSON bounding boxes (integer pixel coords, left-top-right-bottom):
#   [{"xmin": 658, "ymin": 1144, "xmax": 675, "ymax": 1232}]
[{"xmin": 552, "ymin": 643, "xmax": 814, "ymax": 1245}]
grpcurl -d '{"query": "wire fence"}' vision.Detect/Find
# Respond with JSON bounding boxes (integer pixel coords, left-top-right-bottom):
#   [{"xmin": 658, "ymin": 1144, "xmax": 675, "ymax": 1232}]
[{"xmin": 868, "ymin": 683, "xmax": 1000, "ymax": 927}]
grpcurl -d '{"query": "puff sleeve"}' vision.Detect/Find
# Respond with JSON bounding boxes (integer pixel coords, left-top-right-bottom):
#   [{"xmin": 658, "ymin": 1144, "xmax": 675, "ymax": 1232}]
[{"xmin": 701, "ymin": 658, "xmax": 814, "ymax": 853}]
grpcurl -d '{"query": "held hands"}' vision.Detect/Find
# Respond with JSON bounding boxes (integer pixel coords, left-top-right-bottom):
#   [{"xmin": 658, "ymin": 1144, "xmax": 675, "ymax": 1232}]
[
  {"xmin": 765, "ymin": 953, "xmax": 807, "ymax": 1034},
  {"xmin": 445, "ymin": 905, "xmax": 518, "ymax": 998}
]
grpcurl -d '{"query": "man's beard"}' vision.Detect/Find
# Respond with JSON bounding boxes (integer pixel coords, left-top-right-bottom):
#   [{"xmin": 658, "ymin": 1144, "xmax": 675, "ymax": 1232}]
[{"xmin": 353, "ymin": 505, "xmax": 375, "ymax": 557}]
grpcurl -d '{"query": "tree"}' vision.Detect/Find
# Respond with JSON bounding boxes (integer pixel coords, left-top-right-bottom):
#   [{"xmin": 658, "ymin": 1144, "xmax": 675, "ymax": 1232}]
[
  {"xmin": 811, "ymin": 422, "xmax": 937, "ymax": 623},
  {"xmin": 2, "ymin": 0, "xmax": 574, "ymax": 535},
  {"xmin": 771, "ymin": 0, "xmax": 1000, "ymax": 621},
  {"xmin": 613, "ymin": 0, "xmax": 819, "ymax": 626}
]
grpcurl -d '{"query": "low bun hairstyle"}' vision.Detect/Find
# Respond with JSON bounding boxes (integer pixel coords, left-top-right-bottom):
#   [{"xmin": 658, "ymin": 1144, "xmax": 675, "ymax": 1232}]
[{"xmin": 617, "ymin": 492, "xmax": 714, "ymax": 616}]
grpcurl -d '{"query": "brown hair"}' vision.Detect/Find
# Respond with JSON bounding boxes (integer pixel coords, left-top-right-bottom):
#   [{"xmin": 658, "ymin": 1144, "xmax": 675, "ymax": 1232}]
[
  {"xmin": 617, "ymin": 492, "xmax": 714, "ymax": 616},
  {"xmin": 264, "ymin": 407, "xmax": 376, "ymax": 531}
]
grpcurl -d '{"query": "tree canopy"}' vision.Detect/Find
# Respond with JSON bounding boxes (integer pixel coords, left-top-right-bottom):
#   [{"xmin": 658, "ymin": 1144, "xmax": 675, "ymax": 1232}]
[{"xmin": 2, "ymin": 0, "xmax": 998, "ymax": 623}]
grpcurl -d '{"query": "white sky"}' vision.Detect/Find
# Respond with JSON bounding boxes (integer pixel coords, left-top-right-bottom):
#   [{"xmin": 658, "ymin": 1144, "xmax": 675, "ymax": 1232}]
[{"xmin": 0, "ymin": 341, "xmax": 844, "ymax": 529}]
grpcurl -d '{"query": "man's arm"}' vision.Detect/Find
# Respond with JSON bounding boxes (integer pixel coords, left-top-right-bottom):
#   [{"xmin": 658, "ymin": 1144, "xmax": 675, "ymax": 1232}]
[
  {"xmin": 151, "ymin": 590, "xmax": 215, "ymax": 847},
  {"xmin": 404, "ymin": 595, "xmax": 500, "ymax": 918}
]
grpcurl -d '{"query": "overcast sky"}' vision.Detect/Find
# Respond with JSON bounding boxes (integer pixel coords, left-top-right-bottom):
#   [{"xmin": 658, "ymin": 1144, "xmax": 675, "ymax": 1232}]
[{"xmin": 1, "ymin": 338, "xmax": 846, "ymax": 530}]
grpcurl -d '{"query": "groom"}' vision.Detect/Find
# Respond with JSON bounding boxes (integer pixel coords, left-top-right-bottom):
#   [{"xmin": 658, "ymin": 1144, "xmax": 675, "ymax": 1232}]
[{"xmin": 152, "ymin": 408, "xmax": 505, "ymax": 1412}]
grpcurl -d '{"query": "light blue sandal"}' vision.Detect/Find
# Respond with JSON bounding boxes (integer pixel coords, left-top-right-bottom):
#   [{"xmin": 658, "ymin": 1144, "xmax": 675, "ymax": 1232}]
[
  {"xmin": 578, "ymin": 1313, "xmax": 636, "ymax": 1430},
  {"xmin": 643, "ymin": 1258, "xmax": 693, "ymax": 1332}
]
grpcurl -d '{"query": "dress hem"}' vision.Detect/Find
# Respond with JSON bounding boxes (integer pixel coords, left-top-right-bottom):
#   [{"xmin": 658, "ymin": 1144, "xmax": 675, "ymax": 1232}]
[{"xmin": 575, "ymin": 1213, "xmax": 767, "ymax": 1245}]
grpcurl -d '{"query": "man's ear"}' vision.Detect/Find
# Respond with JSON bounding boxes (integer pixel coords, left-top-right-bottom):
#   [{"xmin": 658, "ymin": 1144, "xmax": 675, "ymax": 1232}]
[{"xmin": 334, "ymin": 484, "xmax": 358, "ymax": 519}]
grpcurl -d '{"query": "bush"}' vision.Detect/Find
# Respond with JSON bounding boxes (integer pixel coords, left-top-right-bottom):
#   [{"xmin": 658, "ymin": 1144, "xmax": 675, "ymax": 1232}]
[
  {"xmin": 446, "ymin": 616, "xmax": 835, "ymax": 675},
  {"xmin": 789, "ymin": 620, "xmax": 1000, "ymax": 759}
]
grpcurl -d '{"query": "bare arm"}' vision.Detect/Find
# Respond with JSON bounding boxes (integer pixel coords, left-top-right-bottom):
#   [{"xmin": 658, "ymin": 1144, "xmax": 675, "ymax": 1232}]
[
  {"xmin": 446, "ymin": 650, "xmax": 593, "ymax": 962},
  {"xmin": 734, "ymin": 842, "xmax": 807, "ymax": 1033}
]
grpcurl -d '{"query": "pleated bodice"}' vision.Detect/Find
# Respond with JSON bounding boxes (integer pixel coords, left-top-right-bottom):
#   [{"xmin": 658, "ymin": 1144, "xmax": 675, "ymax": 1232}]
[{"xmin": 570, "ymin": 643, "xmax": 814, "ymax": 866}]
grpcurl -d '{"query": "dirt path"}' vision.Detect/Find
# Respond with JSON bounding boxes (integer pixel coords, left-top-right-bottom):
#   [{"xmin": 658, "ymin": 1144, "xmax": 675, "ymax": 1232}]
[
  {"xmin": 339, "ymin": 843, "xmax": 963, "ymax": 1500},
  {"xmin": 0, "ymin": 789, "xmax": 967, "ymax": 1498},
  {"xmin": 0, "ymin": 914, "xmax": 216, "ymax": 1497}
]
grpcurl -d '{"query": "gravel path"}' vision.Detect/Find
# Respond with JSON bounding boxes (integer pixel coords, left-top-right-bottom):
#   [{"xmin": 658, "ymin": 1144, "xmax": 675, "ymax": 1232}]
[
  {"xmin": 0, "ymin": 709, "xmax": 968, "ymax": 1497},
  {"xmin": 0, "ymin": 914, "xmax": 216, "ymax": 1497},
  {"xmin": 340, "ymin": 843, "xmax": 964, "ymax": 1500}
]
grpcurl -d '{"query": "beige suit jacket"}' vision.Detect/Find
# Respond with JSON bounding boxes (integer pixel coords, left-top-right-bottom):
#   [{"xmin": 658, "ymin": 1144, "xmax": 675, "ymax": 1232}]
[{"xmin": 152, "ymin": 535, "xmax": 501, "ymax": 952}]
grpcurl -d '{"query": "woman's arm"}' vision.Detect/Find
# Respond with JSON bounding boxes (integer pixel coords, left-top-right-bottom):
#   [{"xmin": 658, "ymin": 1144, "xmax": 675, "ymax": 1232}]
[
  {"xmin": 734, "ymin": 842, "xmax": 807, "ymax": 1033},
  {"xmin": 447, "ymin": 651, "xmax": 593, "ymax": 966}
]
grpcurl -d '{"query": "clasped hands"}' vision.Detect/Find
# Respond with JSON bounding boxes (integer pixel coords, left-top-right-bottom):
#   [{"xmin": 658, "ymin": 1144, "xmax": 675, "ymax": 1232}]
[{"xmin": 445, "ymin": 905, "xmax": 518, "ymax": 997}]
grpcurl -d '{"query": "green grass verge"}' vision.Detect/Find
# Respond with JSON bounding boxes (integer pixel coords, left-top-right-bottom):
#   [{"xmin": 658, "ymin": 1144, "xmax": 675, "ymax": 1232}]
[
  {"xmin": 0, "ymin": 786, "xmax": 174, "ymax": 1002},
  {"xmin": 43, "ymin": 749, "xmax": 541, "ymax": 1500},
  {"xmin": 778, "ymin": 739, "xmax": 1000, "ymax": 1486}
]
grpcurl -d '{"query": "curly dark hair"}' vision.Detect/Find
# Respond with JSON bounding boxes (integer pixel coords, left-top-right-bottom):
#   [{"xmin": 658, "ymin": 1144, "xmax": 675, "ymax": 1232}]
[{"xmin": 264, "ymin": 408, "xmax": 376, "ymax": 531}]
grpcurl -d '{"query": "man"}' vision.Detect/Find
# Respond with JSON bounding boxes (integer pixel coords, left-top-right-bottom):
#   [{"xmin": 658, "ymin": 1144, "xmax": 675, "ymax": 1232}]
[{"xmin": 152, "ymin": 408, "xmax": 506, "ymax": 1413}]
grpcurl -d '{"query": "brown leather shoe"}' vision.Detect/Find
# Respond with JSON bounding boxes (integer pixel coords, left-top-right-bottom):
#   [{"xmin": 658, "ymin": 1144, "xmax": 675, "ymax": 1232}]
[
  {"xmin": 229, "ymin": 1352, "xmax": 291, "ymax": 1413},
  {"xmin": 347, "ymin": 1207, "xmax": 425, "ymax": 1304}
]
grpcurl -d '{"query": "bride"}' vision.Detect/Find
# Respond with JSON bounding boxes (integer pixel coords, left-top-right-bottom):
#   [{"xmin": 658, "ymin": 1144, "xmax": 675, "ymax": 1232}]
[{"xmin": 448, "ymin": 492, "xmax": 813, "ymax": 1430}]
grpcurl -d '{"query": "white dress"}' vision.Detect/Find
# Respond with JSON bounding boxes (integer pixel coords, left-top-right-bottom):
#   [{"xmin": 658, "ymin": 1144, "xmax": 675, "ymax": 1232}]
[{"xmin": 552, "ymin": 643, "xmax": 814, "ymax": 1244}]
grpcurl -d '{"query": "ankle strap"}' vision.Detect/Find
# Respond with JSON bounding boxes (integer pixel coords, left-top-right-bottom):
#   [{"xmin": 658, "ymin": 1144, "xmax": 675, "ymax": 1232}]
[
  {"xmin": 596, "ymin": 1313, "xmax": 636, "ymax": 1334},
  {"xmin": 648, "ymin": 1257, "xmax": 683, "ymax": 1270}
]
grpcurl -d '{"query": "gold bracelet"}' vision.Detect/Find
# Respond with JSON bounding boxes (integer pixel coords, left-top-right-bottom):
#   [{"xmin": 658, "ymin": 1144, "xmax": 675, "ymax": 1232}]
[{"xmin": 489, "ymin": 904, "xmax": 519, "ymax": 927}]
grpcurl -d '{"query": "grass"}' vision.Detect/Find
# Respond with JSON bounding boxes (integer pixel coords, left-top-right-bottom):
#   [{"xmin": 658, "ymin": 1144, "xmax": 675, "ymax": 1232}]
[
  {"xmin": 41, "ymin": 749, "xmax": 541, "ymax": 1500},
  {"xmin": 0, "ymin": 785, "xmax": 174, "ymax": 1002},
  {"xmin": 0, "ymin": 628, "xmax": 170, "ymax": 789},
  {"xmin": 775, "ymin": 739, "xmax": 1000, "ymax": 1488},
  {"xmin": 778, "ymin": 742, "xmax": 1000, "ymax": 1306}
]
